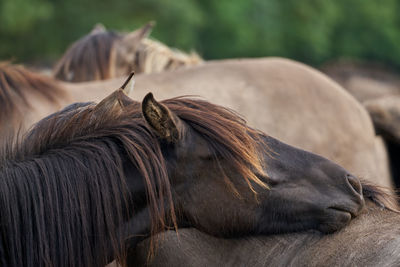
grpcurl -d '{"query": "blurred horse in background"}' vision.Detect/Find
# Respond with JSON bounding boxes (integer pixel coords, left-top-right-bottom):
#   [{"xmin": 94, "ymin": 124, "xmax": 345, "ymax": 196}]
[
  {"xmin": 0, "ymin": 58, "xmax": 391, "ymax": 188},
  {"xmin": 53, "ymin": 22, "xmax": 202, "ymax": 82}
]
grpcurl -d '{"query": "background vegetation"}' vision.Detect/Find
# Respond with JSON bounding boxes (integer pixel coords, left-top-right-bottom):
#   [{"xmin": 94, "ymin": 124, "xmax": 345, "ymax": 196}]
[{"xmin": 1, "ymin": 0, "xmax": 400, "ymax": 68}]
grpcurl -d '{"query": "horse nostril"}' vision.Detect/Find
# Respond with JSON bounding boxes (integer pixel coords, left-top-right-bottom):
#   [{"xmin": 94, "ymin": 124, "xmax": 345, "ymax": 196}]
[{"xmin": 346, "ymin": 174, "xmax": 362, "ymax": 196}]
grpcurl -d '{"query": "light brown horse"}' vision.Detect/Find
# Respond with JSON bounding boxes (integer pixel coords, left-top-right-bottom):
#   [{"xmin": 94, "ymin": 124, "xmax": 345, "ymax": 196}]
[
  {"xmin": 0, "ymin": 58, "xmax": 391, "ymax": 188},
  {"xmin": 53, "ymin": 23, "xmax": 202, "ymax": 82}
]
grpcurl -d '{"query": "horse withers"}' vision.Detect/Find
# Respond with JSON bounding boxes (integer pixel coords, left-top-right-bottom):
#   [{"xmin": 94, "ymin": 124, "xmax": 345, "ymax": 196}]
[{"xmin": 0, "ymin": 83, "xmax": 364, "ymax": 266}]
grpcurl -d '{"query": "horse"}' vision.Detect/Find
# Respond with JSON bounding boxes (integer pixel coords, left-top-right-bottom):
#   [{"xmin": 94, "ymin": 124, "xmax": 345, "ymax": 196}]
[
  {"xmin": 0, "ymin": 59, "xmax": 391, "ymax": 188},
  {"xmin": 0, "ymin": 82, "xmax": 365, "ymax": 266},
  {"xmin": 53, "ymin": 22, "xmax": 202, "ymax": 82},
  {"xmin": 130, "ymin": 199, "xmax": 400, "ymax": 267}
]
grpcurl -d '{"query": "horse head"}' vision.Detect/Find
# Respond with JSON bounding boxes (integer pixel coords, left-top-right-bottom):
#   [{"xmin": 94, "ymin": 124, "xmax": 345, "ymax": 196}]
[
  {"xmin": 136, "ymin": 92, "xmax": 365, "ymax": 237},
  {"xmin": 110, "ymin": 22, "xmax": 154, "ymax": 77}
]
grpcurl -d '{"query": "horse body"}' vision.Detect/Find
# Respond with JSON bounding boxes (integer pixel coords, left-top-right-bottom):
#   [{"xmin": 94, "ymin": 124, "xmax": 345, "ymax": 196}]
[{"xmin": 130, "ymin": 201, "xmax": 400, "ymax": 267}]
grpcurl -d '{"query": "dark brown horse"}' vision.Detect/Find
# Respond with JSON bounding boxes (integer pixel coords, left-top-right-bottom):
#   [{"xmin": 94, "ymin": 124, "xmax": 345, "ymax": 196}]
[
  {"xmin": 0, "ymin": 83, "xmax": 364, "ymax": 266},
  {"xmin": 53, "ymin": 23, "xmax": 202, "ymax": 82}
]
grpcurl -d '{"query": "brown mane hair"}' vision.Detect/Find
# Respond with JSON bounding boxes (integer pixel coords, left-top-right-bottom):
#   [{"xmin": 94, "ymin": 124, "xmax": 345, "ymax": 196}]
[
  {"xmin": 0, "ymin": 62, "xmax": 63, "ymax": 123},
  {"xmin": 53, "ymin": 31, "xmax": 122, "ymax": 82}
]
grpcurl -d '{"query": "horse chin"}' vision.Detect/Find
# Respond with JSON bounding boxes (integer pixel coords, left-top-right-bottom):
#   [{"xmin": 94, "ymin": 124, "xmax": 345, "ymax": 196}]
[{"xmin": 317, "ymin": 208, "xmax": 353, "ymax": 234}]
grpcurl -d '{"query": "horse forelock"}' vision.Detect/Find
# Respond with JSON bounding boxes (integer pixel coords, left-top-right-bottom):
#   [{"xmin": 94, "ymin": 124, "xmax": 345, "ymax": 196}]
[
  {"xmin": 53, "ymin": 31, "xmax": 121, "ymax": 82},
  {"xmin": 0, "ymin": 62, "xmax": 63, "ymax": 127}
]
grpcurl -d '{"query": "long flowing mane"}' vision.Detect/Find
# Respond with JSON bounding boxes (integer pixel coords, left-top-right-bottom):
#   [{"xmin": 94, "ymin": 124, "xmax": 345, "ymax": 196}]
[
  {"xmin": 0, "ymin": 95, "xmax": 267, "ymax": 266},
  {"xmin": 0, "ymin": 62, "xmax": 63, "ymax": 126},
  {"xmin": 53, "ymin": 31, "xmax": 122, "ymax": 82},
  {"xmin": 134, "ymin": 39, "xmax": 203, "ymax": 74}
]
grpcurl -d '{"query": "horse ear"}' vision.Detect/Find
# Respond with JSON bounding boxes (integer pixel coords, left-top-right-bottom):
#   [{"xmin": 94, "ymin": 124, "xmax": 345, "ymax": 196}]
[
  {"xmin": 142, "ymin": 92, "xmax": 180, "ymax": 143},
  {"xmin": 94, "ymin": 73, "xmax": 136, "ymax": 114},
  {"xmin": 90, "ymin": 23, "xmax": 106, "ymax": 34},
  {"xmin": 122, "ymin": 21, "xmax": 155, "ymax": 44}
]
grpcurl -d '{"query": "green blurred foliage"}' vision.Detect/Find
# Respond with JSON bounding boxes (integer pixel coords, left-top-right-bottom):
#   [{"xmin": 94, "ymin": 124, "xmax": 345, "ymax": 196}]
[{"xmin": 1, "ymin": 0, "xmax": 400, "ymax": 68}]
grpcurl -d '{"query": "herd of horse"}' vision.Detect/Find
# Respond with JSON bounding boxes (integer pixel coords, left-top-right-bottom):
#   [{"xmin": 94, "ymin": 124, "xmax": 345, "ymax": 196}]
[{"xmin": 1, "ymin": 23, "xmax": 400, "ymax": 266}]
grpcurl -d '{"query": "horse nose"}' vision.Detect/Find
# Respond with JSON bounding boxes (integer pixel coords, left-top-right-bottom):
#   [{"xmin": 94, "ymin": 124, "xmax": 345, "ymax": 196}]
[{"xmin": 346, "ymin": 174, "xmax": 363, "ymax": 196}]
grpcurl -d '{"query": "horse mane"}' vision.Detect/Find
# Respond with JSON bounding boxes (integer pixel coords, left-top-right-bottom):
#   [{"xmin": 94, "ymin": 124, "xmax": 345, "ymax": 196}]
[
  {"xmin": 53, "ymin": 31, "xmax": 122, "ymax": 82},
  {"xmin": 0, "ymin": 95, "xmax": 266, "ymax": 266},
  {"xmin": 0, "ymin": 62, "xmax": 63, "ymax": 125},
  {"xmin": 134, "ymin": 38, "xmax": 203, "ymax": 73}
]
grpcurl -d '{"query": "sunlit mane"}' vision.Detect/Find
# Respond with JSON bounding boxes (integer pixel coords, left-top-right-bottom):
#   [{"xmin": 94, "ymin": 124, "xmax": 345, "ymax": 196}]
[{"xmin": 0, "ymin": 61, "xmax": 63, "ymax": 126}]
